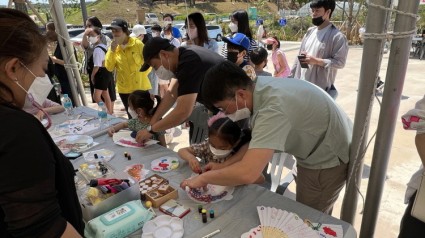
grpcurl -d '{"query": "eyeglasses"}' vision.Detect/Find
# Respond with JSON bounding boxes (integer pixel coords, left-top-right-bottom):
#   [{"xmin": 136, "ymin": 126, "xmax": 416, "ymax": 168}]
[{"xmin": 217, "ymin": 99, "xmax": 235, "ymax": 113}]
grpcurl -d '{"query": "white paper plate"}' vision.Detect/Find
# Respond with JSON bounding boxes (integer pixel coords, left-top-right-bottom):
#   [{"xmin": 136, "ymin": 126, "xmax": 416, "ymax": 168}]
[
  {"xmin": 150, "ymin": 156, "xmax": 179, "ymax": 172},
  {"xmin": 185, "ymin": 174, "xmax": 234, "ymax": 204},
  {"xmin": 142, "ymin": 215, "xmax": 184, "ymax": 238},
  {"xmin": 113, "ymin": 131, "xmax": 158, "ymax": 148},
  {"xmin": 53, "ymin": 134, "xmax": 93, "ymax": 152}
]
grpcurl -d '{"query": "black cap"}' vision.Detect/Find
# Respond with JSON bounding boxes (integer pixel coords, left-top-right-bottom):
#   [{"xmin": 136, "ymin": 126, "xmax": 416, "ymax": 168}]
[
  {"xmin": 140, "ymin": 37, "xmax": 173, "ymax": 72},
  {"xmin": 106, "ymin": 18, "xmax": 128, "ymax": 30}
]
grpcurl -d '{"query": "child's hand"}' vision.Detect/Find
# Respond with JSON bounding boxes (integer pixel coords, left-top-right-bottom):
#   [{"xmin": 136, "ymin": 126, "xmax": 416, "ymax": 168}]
[
  {"xmin": 107, "ymin": 127, "xmax": 116, "ymax": 137},
  {"xmin": 189, "ymin": 158, "xmax": 201, "ymax": 174}
]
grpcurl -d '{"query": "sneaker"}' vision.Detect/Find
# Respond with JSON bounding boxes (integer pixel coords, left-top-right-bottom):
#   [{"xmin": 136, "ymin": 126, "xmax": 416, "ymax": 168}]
[{"xmin": 376, "ymin": 80, "xmax": 384, "ymax": 90}]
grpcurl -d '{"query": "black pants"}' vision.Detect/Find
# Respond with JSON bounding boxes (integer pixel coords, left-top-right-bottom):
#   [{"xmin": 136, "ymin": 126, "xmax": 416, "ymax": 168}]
[
  {"xmin": 399, "ymin": 191, "xmax": 425, "ymax": 238},
  {"xmin": 119, "ymin": 93, "xmax": 131, "ymax": 119}
]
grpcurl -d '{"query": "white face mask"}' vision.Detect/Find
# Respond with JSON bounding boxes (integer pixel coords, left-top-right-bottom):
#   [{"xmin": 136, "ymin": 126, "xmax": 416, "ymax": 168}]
[
  {"xmin": 27, "ymin": 74, "xmax": 53, "ymax": 106},
  {"xmin": 164, "ymin": 20, "xmax": 172, "ymax": 26},
  {"xmin": 128, "ymin": 108, "xmax": 138, "ymax": 119},
  {"xmin": 155, "ymin": 56, "xmax": 175, "ymax": 81},
  {"xmin": 187, "ymin": 27, "xmax": 198, "ymax": 40},
  {"xmin": 14, "ymin": 64, "xmax": 53, "ymax": 129},
  {"xmin": 227, "ymin": 96, "xmax": 251, "ymax": 122},
  {"xmin": 209, "ymin": 144, "xmax": 232, "ymax": 159},
  {"xmin": 88, "ymin": 36, "xmax": 98, "ymax": 44},
  {"xmin": 16, "ymin": 63, "xmax": 53, "ymax": 106},
  {"xmin": 229, "ymin": 22, "xmax": 238, "ymax": 33},
  {"xmin": 114, "ymin": 34, "xmax": 126, "ymax": 45}
]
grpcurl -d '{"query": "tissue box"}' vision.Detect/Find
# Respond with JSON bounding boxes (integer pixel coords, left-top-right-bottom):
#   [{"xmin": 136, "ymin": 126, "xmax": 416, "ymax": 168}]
[
  {"xmin": 139, "ymin": 174, "xmax": 178, "ymax": 208},
  {"xmin": 84, "ymin": 200, "xmax": 154, "ymax": 238},
  {"xmin": 81, "ymin": 180, "xmax": 140, "ymax": 221}
]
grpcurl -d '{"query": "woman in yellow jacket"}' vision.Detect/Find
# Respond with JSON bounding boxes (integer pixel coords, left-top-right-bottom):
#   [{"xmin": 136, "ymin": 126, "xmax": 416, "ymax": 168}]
[{"xmin": 105, "ymin": 19, "xmax": 151, "ymax": 117}]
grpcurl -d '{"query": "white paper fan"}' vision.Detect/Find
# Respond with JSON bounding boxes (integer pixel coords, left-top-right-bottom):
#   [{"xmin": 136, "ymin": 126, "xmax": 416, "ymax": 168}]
[{"xmin": 255, "ymin": 207, "xmax": 320, "ymax": 238}]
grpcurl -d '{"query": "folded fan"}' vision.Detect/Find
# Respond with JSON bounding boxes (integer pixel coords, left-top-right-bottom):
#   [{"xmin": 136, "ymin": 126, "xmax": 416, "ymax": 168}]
[{"xmin": 256, "ymin": 206, "xmax": 319, "ymax": 238}]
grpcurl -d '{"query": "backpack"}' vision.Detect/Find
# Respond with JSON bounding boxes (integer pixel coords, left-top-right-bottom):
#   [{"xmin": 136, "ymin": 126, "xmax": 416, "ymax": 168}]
[{"xmin": 87, "ymin": 45, "xmax": 107, "ymax": 72}]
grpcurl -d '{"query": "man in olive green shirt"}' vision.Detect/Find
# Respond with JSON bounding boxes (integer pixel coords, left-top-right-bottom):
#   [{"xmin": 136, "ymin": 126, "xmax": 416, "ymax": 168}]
[{"xmin": 181, "ymin": 61, "xmax": 352, "ymax": 214}]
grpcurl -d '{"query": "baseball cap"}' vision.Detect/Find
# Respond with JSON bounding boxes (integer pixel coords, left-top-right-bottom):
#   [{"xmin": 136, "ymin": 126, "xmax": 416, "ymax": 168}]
[
  {"xmin": 223, "ymin": 33, "xmax": 250, "ymax": 51},
  {"xmin": 106, "ymin": 18, "xmax": 128, "ymax": 30},
  {"xmin": 140, "ymin": 37, "xmax": 173, "ymax": 72},
  {"xmin": 130, "ymin": 24, "xmax": 147, "ymax": 37}
]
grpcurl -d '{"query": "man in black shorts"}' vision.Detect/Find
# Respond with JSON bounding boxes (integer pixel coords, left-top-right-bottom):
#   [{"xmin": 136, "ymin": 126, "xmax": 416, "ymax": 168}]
[{"xmin": 136, "ymin": 37, "xmax": 224, "ymax": 143}]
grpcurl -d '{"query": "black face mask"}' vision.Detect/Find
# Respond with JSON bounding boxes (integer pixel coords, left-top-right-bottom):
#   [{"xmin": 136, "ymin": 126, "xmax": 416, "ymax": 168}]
[
  {"xmin": 227, "ymin": 51, "xmax": 239, "ymax": 63},
  {"xmin": 266, "ymin": 44, "xmax": 273, "ymax": 50},
  {"xmin": 312, "ymin": 16, "xmax": 325, "ymax": 26}
]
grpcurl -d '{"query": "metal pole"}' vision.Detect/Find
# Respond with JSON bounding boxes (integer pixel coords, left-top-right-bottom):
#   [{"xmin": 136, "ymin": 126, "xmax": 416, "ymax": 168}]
[
  {"xmin": 359, "ymin": 1, "xmax": 420, "ymax": 237},
  {"xmin": 80, "ymin": 0, "xmax": 88, "ymax": 27},
  {"xmin": 340, "ymin": 0, "xmax": 391, "ymax": 224},
  {"xmin": 14, "ymin": 0, "xmax": 28, "ymax": 13},
  {"xmin": 25, "ymin": 0, "xmax": 46, "ymax": 26},
  {"xmin": 49, "ymin": 0, "xmax": 87, "ymax": 106}
]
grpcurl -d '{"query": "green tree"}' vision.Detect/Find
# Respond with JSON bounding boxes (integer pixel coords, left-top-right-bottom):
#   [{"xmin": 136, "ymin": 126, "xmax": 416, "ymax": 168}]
[{"xmin": 417, "ymin": 5, "xmax": 425, "ymax": 33}]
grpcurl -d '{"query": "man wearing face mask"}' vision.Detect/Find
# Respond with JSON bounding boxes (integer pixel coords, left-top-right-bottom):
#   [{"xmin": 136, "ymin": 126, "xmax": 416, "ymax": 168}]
[
  {"xmin": 135, "ymin": 37, "xmax": 224, "ymax": 144},
  {"xmin": 181, "ymin": 61, "xmax": 353, "ymax": 215},
  {"xmin": 162, "ymin": 13, "xmax": 182, "ymax": 43},
  {"xmin": 105, "ymin": 18, "xmax": 151, "ymax": 118},
  {"xmin": 290, "ymin": 0, "xmax": 348, "ymax": 99}
]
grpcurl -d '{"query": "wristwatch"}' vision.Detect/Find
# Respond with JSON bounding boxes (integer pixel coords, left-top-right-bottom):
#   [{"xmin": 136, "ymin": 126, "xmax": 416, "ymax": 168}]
[{"xmin": 146, "ymin": 125, "xmax": 156, "ymax": 134}]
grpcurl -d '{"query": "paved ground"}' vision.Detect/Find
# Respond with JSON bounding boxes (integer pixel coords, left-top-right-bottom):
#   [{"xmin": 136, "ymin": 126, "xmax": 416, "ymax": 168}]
[{"xmin": 83, "ymin": 42, "xmax": 425, "ymax": 237}]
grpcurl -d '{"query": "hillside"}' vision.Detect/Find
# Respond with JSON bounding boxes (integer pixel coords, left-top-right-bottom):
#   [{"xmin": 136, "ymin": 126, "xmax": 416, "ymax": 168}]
[{"xmin": 66, "ymin": 0, "xmax": 284, "ymax": 25}]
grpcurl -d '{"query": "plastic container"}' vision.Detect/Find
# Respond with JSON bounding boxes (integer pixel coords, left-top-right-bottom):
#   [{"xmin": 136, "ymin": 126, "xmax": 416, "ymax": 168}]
[
  {"xmin": 97, "ymin": 102, "xmax": 108, "ymax": 129},
  {"xmin": 62, "ymin": 94, "xmax": 73, "ymax": 117}
]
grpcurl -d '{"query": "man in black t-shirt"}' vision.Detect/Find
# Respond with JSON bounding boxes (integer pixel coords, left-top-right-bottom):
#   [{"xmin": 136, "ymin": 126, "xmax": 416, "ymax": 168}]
[{"xmin": 136, "ymin": 37, "xmax": 224, "ymax": 143}]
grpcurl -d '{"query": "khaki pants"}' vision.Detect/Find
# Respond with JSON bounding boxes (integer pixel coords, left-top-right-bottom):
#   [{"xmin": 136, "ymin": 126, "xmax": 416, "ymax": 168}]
[{"xmin": 295, "ymin": 162, "xmax": 348, "ymax": 214}]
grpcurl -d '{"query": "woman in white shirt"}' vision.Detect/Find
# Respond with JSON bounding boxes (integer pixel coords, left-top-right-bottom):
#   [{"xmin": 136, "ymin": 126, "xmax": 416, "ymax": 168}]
[{"xmin": 88, "ymin": 28, "xmax": 113, "ymax": 113}]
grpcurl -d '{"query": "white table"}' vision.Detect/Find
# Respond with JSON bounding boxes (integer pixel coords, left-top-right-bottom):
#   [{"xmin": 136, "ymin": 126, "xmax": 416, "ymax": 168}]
[
  {"xmin": 51, "ymin": 110, "xmax": 357, "ymax": 238},
  {"xmin": 49, "ymin": 106, "xmax": 125, "ymax": 138}
]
